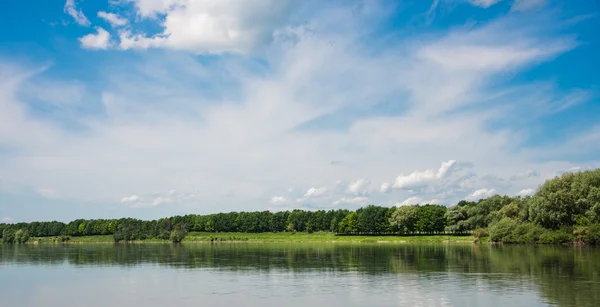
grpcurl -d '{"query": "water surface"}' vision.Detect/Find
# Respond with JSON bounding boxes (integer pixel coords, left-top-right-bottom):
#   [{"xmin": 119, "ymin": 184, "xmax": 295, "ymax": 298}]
[{"xmin": 1, "ymin": 243, "xmax": 598, "ymax": 307}]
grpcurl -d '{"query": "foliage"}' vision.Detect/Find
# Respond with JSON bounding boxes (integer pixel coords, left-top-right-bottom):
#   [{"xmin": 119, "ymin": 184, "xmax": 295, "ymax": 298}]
[
  {"xmin": 538, "ymin": 230, "xmax": 573, "ymax": 244},
  {"xmin": 472, "ymin": 227, "xmax": 488, "ymax": 240},
  {"xmin": 390, "ymin": 205, "xmax": 419, "ymax": 234},
  {"xmin": 2, "ymin": 228, "xmax": 16, "ymax": 244},
  {"xmin": 583, "ymin": 224, "xmax": 600, "ymax": 245},
  {"xmin": 3, "ymin": 169, "xmax": 600, "ymax": 245},
  {"xmin": 14, "ymin": 229, "xmax": 30, "ymax": 244},
  {"xmin": 489, "ymin": 218, "xmax": 519, "ymax": 242},
  {"xmin": 170, "ymin": 223, "xmax": 188, "ymax": 243}
]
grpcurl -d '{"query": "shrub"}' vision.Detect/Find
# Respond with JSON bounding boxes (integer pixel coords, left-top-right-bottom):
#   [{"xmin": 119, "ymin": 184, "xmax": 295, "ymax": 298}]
[
  {"xmin": 170, "ymin": 223, "xmax": 188, "ymax": 243},
  {"xmin": 14, "ymin": 229, "xmax": 30, "ymax": 244},
  {"xmin": 473, "ymin": 227, "xmax": 488, "ymax": 240},
  {"xmin": 489, "ymin": 218, "xmax": 519, "ymax": 242},
  {"xmin": 2, "ymin": 228, "xmax": 16, "ymax": 244},
  {"xmin": 583, "ymin": 224, "xmax": 600, "ymax": 245},
  {"xmin": 538, "ymin": 230, "xmax": 573, "ymax": 244},
  {"xmin": 523, "ymin": 224, "xmax": 545, "ymax": 243}
]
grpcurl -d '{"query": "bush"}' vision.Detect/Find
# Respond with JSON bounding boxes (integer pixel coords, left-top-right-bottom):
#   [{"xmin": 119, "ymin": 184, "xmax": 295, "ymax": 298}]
[
  {"xmin": 489, "ymin": 218, "xmax": 519, "ymax": 242},
  {"xmin": 2, "ymin": 228, "xmax": 16, "ymax": 244},
  {"xmin": 14, "ymin": 229, "xmax": 30, "ymax": 244},
  {"xmin": 170, "ymin": 223, "xmax": 188, "ymax": 243},
  {"xmin": 58, "ymin": 235, "xmax": 71, "ymax": 242},
  {"xmin": 583, "ymin": 224, "xmax": 600, "ymax": 245},
  {"xmin": 473, "ymin": 227, "xmax": 488, "ymax": 240},
  {"xmin": 539, "ymin": 230, "xmax": 573, "ymax": 244},
  {"xmin": 523, "ymin": 224, "xmax": 545, "ymax": 243}
]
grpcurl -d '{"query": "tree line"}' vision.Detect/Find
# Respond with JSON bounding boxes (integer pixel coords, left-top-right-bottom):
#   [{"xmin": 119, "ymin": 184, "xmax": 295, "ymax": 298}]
[{"xmin": 2, "ymin": 168, "xmax": 600, "ymax": 244}]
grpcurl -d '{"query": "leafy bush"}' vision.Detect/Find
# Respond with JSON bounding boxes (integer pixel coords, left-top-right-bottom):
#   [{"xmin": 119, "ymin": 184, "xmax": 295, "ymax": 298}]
[
  {"xmin": 583, "ymin": 224, "xmax": 600, "ymax": 245},
  {"xmin": 489, "ymin": 218, "xmax": 519, "ymax": 242},
  {"xmin": 2, "ymin": 228, "xmax": 16, "ymax": 244},
  {"xmin": 14, "ymin": 229, "xmax": 30, "ymax": 244},
  {"xmin": 170, "ymin": 223, "xmax": 188, "ymax": 243},
  {"xmin": 472, "ymin": 227, "xmax": 488, "ymax": 240},
  {"xmin": 538, "ymin": 230, "xmax": 573, "ymax": 244},
  {"xmin": 523, "ymin": 224, "xmax": 545, "ymax": 243}
]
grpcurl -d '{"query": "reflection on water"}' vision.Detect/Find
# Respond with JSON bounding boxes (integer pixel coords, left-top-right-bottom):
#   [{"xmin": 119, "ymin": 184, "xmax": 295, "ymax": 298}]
[{"xmin": 0, "ymin": 243, "xmax": 598, "ymax": 307}]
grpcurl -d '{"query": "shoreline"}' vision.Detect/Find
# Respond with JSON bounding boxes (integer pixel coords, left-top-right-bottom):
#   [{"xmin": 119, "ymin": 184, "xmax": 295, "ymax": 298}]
[{"xmin": 27, "ymin": 232, "xmax": 477, "ymax": 244}]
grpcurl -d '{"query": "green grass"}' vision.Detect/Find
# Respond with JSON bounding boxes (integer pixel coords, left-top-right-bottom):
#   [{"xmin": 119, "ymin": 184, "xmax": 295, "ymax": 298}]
[
  {"xmin": 184, "ymin": 231, "xmax": 474, "ymax": 243},
  {"xmin": 29, "ymin": 232, "xmax": 476, "ymax": 244}
]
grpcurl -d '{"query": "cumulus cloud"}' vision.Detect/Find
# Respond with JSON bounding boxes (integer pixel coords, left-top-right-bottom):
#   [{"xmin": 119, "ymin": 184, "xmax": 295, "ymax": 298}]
[
  {"xmin": 397, "ymin": 196, "xmax": 422, "ymax": 206},
  {"xmin": 347, "ymin": 179, "xmax": 371, "ymax": 195},
  {"xmin": 303, "ymin": 187, "xmax": 328, "ymax": 198},
  {"xmin": 517, "ymin": 188, "xmax": 535, "ymax": 197},
  {"xmin": 64, "ymin": 0, "xmax": 90, "ymax": 26},
  {"xmin": 332, "ymin": 197, "xmax": 369, "ymax": 206},
  {"xmin": 98, "ymin": 11, "xmax": 128, "ymax": 27},
  {"xmin": 396, "ymin": 196, "xmax": 442, "ymax": 207},
  {"xmin": 393, "ymin": 160, "xmax": 457, "ymax": 190},
  {"xmin": 466, "ymin": 188, "xmax": 497, "ymax": 201},
  {"xmin": 510, "ymin": 169, "xmax": 539, "ymax": 181},
  {"xmin": 117, "ymin": 0, "xmax": 301, "ymax": 53},
  {"xmin": 380, "ymin": 182, "xmax": 391, "ymax": 193},
  {"xmin": 121, "ymin": 195, "xmax": 141, "ymax": 203},
  {"xmin": 151, "ymin": 196, "xmax": 173, "ymax": 206},
  {"xmin": 0, "ymin": 3, "xmax": 593, "ymax": 216},
  {"xmin": 79, "ymin": 27, "xmax": 112, "ymax": 50},
  {"xmin": 270, "ymin": 196, "xmax": 287, "ymax": 203}
]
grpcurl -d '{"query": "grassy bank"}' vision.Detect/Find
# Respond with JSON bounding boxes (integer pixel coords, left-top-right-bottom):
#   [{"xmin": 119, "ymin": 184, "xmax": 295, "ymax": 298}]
[{"xmin": 29, "ymin": 232, "xmax": 475, "ymax": 244}]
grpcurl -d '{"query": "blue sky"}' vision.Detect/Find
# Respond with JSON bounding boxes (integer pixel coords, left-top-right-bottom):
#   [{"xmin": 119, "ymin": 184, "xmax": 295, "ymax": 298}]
[{"xmin": 1, "ymin": 0, "xmax": 599, "ymax": 223}]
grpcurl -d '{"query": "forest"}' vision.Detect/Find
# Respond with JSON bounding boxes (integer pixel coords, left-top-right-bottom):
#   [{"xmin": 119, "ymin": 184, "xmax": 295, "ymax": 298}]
[{"xmin": 2, "ymin": 168, "xmax": 600, "ymax": 245}]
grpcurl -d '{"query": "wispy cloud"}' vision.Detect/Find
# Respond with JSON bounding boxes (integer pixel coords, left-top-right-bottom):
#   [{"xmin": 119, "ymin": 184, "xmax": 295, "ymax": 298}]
[{"xmin": 64, "ymin": 0, "xmax": 90, "ymax": 27}]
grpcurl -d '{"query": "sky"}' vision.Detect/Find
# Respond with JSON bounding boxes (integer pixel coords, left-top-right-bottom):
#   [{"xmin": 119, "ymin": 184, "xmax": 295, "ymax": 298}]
[{"xmin": 1, "ymin": 0, "xmax": 599, "ymax": 223}]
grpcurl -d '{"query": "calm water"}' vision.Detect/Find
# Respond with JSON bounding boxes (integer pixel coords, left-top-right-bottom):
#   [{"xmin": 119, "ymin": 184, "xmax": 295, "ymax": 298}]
[{"xmin": 0, "ymin": 243, "xmax": 598, "ymax": 307}]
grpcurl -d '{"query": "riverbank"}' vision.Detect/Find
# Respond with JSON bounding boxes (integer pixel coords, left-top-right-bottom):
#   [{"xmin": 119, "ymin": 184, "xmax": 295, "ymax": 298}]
[{"xmin": 30, "ymin": 232, "xmax": 476, "ymax": 244}]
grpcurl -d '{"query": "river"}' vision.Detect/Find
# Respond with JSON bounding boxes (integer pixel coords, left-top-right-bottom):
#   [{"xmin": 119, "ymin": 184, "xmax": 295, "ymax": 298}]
[{"xmin": 0, "ymin": 243, "xmax": 598, "ymax": 306}]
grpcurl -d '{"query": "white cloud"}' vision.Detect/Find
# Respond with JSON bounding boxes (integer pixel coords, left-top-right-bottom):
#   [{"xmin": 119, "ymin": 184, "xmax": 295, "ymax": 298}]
[
  {"xmin": 303, "ymin": 187, "xmax": 328, "ymax": 198},
  {"xmin": 0, "ymin": 5, "xmax": 593, "ymax": 216},
  {"xmin": 517, "ymin": 188, "xmax": 535, "ymax": 197},
  {"xmin": 121, "ymin": 195, "xmax": 141, "ymax": 203},
  {"xmin": 397, "ymin": 196, "xmax": 422, "ymax": 206},
  {"xmin": 396, "ymin": 196, "xmax": 442, "ymax": 207},
  {"xmin": 393, "ymin": 160, "xmax": 457, "ymax": 190},
  {"xmin": 332, "ymin": 197, "xmax": 369, "ymax": 206},
  {"xmin": 270, "ymin": 196, "xmax": 286, "ymax": 203},
  {"xmin": 511, "ymin": 0, "xmax": 546, "ymax": 12},
  {"xmin": 64, "ymin": 0, "xmax": 91, "ymax": 26},
  {"xmin": 79, "ymin": 27, "xmax": 112, "ymax": 50},
  {"xmin": 380, "ymin": 182, "xmax": 391, "ymax": 193},
  {"xmin": 1, "ymin": 217, "xmax": 14, "ymax": 223},
  {"xmin": 347, "ymin": 178, "xmax": 371, "ymax": 195},
  {"xmin": 98, "ymin": 11, "xmax": 128, "ymax": 27},
  {"xmin": 510, "ymin": 169, "xmax": 539, "ymax": 181},
  {"xmin": 469, "ymin": 0, "xmax": 502, "ymax": 8},
  {"xmin": 118, "ymin": 0, "xmax": 300, "ymax": 53},
  {"xmin": 466, "ymin": 188, "xmax": 497, "ymax": 201},
  {"xmin": 152, "ymin": 196, "xmax": 173, "ymax": 206}
]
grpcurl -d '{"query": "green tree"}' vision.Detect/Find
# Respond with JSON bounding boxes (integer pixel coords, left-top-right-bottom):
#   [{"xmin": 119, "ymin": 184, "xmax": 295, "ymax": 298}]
[
  {"xmin": 14, "ymin": 229, "xmax": 30, "ymax": 244},
  {"xmin": 2, "ymin": 228, "xmax": 16, "ymax": 244},
  {"xmin": 170, "ymin": 223, "xmax": 188, "ymax": 243},
  {"xmin": 357, "ymin": 205, "xmax": 391, "ymax": 234},
  {"xmin": 390, "ymin": 205, "xmax": 420, "ymax": 234},
  {"xmin": 338, "ymin": 212, "xmax": 358, "ymax": 234}
]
